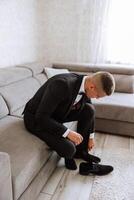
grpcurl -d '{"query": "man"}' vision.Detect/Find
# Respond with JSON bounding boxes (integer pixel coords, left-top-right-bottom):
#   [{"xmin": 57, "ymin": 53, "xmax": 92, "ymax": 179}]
[{"xmin": 23, "ymin": 71, "xmax": 115, "ymax": 175}]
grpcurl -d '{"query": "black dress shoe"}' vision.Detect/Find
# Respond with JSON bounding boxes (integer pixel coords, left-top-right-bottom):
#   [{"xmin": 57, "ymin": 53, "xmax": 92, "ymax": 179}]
[
  {"xmin": 79, "ymin": 162, "xmax": 114, "ymax": 176},
  {"xmin": 65, "ymin": 158, "xmax": 77, "ymax": 170},
  {"xmin": 74, "ymin": 151, "xmax": 101, "ymax": 163}
]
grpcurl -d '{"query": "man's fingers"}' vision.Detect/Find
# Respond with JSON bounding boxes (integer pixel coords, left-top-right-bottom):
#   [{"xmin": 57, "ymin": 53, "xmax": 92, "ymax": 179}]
[
  {"xmin": 80, "ymin": 135, "xmax": 83, "ymax": 141},
  {"xmin": 68, "ymin": 132, "xmax": 83, "ymax": 145},
  {"xmin": 75, "ymin": 134, "xmax": 83, "ymax": 145},
  {"xmin": 88, "ymin": 143, "xmax": 94, "ymax": 150},
  {"xmin": 78, "ymin": 134, "xmax": 83, "ymax": 142},
  {"xmin": 89, "ymin": 145, "xmax": 93, "ymax": 150}
]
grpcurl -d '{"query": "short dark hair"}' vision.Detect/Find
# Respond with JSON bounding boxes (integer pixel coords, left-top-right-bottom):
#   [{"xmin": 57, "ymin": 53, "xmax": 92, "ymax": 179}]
[
  {"xmin": 92, "ymin": 71, "xmax": 115, "ymax": 95},
  {"xmin": 101, "ymin": 72, "xmax": 115, "ymax": 95}
]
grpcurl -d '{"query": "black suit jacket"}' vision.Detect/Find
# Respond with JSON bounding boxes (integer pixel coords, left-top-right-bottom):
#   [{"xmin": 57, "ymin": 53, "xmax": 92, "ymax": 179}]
[{"xmin": 24, "ymin": 73, "xmax": 90, "ymax": 137}]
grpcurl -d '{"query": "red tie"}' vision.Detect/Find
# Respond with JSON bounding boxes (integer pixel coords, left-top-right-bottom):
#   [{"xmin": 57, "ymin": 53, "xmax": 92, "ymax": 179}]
[{"xmin": 72, "ymin": 93, "xmax": 86, "ymax": 110}]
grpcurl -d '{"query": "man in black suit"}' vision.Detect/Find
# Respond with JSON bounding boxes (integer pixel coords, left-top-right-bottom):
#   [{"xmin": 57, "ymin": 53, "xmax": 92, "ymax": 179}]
[{"xmin": 23, "ymin": 71, "xmax": 115, "ymax": 174}]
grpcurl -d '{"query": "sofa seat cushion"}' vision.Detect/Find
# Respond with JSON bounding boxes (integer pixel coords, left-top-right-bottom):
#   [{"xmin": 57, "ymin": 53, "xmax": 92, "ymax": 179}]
[
  {"xmin": 64, "ymin": 121, "xmax": 77, "ymax": 131},
  {"xmin": 0, "ymin": 95, "xmax": 9, "ymax": 119},
  {"xmin": 92, "ymin": 93, "xmax": 134, "ymax": 123},
  {"xmin": 11, "ymin": 106, "xmax": 24, "ymax": 118},
  {"xmin": 0, "ymin": 116, "xmax": 52, "ymax": 200}
]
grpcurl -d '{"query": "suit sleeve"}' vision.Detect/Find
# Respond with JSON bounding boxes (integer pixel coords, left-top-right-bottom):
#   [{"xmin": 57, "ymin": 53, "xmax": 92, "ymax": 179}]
[{"xmin": 35, "ymin": 79, "xmax": 69, "ymax": 137}]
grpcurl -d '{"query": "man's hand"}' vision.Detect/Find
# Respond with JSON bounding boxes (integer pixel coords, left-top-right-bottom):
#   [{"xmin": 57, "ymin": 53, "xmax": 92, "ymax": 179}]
[
  {"xmin": 67, "ymin": 131, "xmax": 83, "ymax": 145},
  {"xmin": 88, "ymin": 138, "xmax": 95, "ymax": 151}
]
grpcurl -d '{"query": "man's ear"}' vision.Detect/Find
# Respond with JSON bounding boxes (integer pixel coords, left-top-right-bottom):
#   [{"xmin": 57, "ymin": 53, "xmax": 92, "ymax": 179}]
[{"xmin": 90, "ymin": 83, "xmax": 96, "ymax": 90}]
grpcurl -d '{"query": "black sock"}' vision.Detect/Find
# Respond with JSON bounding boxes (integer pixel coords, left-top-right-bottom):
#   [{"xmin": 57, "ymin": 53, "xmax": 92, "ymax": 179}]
[
  {"xmin": 82, "ymin": 151, "xmax": 101, "ymax": 163},
  {"xmin": 75, "ymin": 151, "xmax": 101, "ymax": 163},
  {"xmin": 65, "ymin": 158, "xmax": 77, "ymax": 170}
]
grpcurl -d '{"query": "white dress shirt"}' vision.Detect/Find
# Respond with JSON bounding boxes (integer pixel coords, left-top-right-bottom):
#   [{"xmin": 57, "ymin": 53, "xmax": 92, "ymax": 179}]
[{"xmin": 63, "ymin": 76, "xmax": 95, "ymax": 139}]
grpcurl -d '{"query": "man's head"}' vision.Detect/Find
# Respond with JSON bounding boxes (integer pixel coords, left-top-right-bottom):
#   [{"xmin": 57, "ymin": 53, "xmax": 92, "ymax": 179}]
[{"xmin": 84, "ymin": 71, "xmax": 115, "ymax": 99}]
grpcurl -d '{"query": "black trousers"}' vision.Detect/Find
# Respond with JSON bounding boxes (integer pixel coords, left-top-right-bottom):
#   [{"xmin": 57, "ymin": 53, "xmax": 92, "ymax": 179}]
[{"xmin": 24, "ymin": 103, "xmax": 95, "ymax": 159}]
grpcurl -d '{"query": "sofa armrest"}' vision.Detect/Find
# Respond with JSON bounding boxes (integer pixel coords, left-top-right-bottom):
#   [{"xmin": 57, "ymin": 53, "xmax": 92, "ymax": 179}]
[{"xmin": 0, "ymin": 152, "xmax": 13, "ymax": 200}]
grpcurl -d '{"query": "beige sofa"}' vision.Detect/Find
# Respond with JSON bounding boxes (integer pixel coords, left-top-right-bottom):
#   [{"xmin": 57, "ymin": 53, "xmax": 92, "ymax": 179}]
[{"xmin": 0, "ymin": 62, "xmax": 133, "ymax": 200}]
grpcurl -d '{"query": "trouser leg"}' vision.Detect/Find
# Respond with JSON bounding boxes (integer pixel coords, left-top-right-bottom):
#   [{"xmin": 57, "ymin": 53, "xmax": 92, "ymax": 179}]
[
  {"xmin": 63, "ymin": 103, "xmax": 95, "ymax": 153},
  {"xmin": 23, "ymin": 112, "xmax": 76, "ymax": 159},
  {"xmin": 76, "ymin": 104, "xmax": 95, "ymax": 152},
  {"xmin": 36, "ymin": 130, "xmax": 76, "ymax": 159}
]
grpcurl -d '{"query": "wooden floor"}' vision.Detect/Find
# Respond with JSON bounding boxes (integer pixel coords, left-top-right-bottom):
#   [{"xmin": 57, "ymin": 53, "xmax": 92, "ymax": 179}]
[{"xmin": 37, "ymin": 132, "xmax": 134, "ymax": 200}]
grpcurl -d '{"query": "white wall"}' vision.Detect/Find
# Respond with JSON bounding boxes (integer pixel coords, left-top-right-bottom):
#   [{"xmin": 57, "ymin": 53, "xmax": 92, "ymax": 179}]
[
  {"xmin": 42, "ymin": 0, "xmax": 81, "ymax": 65},
  {"xmin": 0, "ymin": 0, "xmax": 46, "ymax": 68},
  {"xmin": 0, "ymin": 0, "xmax": 98, "ymax": 68},
  {"xmin": 42, "ymin": 0, "xmax": 109, "ymax": 64},
  {"xmin": 0, "ymin": 0, "xmax": 81, "ymax": 68}
]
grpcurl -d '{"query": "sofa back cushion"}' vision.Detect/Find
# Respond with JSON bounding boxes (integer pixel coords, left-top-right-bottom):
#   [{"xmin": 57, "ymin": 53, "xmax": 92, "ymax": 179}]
[
  {"xmin": 53, "ymin": 63, "xmax": 134, "ymax": 75},
  {"xmin": 53, "ymin": 63, "xmax": 134, "ymax": 93},
  {"xmin": 34, "ymin": 73, "xmax": 48, "ymax": 85},
  {"xmin": 17, "ymin": 61, "xmax": 44, "ymax": 75},
  {"xmin": 0, "ymin": 78, "xmax": 40, "ymax": 115},
  {"xmin": 44, "ymin": 67, "xmax": 69, "ymax": 78},
  {"xmin": 0, "ymin": 67, "xmax": 32, "ymax": 87},
  {"xmin": 0, "ymin": 95, "xmax": 9, "ymax": 119},
  {"xmin": 113, "ymin": 74, "xmax": 134, "ymax": 93}
]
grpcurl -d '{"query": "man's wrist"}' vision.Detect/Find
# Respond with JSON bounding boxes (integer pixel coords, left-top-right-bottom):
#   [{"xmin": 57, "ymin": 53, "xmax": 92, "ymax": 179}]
[
  {"xmin": 62, "ymin": 129, "xmax": 70, "ymax": 138},
  {"xmin": 89, "ymin": 132, "xmax": 95, "ymax": 139}
]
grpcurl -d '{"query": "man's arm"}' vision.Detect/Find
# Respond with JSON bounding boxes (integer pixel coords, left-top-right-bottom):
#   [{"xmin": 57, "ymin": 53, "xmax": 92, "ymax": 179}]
[{"xmin": 35, "ymin": 79, "xmax": 68, "ymax": 137}]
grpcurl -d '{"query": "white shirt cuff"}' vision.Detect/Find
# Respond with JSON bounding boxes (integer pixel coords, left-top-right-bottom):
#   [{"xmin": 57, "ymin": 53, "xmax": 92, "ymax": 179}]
[
  {"xmin": 63, "ymin": 129, "xmax": 70, "ymax": 138},
  {"xmin": 89, "ymin": 132, "xmax": 95, "ymax": 139}
]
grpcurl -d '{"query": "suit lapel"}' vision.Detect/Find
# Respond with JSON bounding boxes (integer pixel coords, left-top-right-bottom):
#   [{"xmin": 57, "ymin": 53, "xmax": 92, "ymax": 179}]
[{"xmin": 63, "ymin": 74, "xmax": 84, "ymax": 118}]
